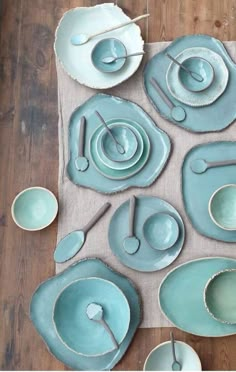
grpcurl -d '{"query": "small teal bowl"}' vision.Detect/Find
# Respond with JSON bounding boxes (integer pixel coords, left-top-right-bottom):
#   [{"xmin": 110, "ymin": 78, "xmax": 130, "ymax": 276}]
[
  {"xmin": 208, "ymin": 184, "xmax": 236, "ymax": 230},
  {"xmin": 178, "ymin": 57, "xmax": 214, "ymax": 92},
  {"xmin": 101, "ymin": 125, "xmax": 138, "ymax": 162},
  {"xmin": 91, "ymin": 38, "xmax": 127, "ymax": 73},
  {"xmin": 11, "ymin": 187, "xmax": 58, "ymax": 231}
]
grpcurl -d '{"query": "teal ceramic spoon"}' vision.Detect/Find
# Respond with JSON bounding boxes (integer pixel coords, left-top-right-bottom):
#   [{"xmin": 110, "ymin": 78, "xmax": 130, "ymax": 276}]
[
  {"xmin": 123, "ymin": 195, "xmax": 140, "ymax": 254},
  {"xmin": 170, "ymin": 332, "xmax": 182, "ymax": 371},
  {"xmin": 54, "ymin": 202, "xmax": 111, "ymax": 263},
  {"xmin": 190, "ymin": 158, "xmax": 236, "ymax": 174},
  {"xmin": 75, "ymin": 116, "xmax": 89, "ymax": 171},
  {"xmin": 86, "ymin": 303, "xmax": 119, "ymax": 349}
]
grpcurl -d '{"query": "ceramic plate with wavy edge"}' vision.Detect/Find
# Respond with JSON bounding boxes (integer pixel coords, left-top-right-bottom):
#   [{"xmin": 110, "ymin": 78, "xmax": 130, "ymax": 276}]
[
  {"xmin": 182, "ymin": 141, "xmax": 236, "ymax": 242},
  {"xmin": 54, "ymin": 3, "xmax": 144, "ymax": 89},
  {"xmin": 166, "ymin": 47, "xmax": 228, "ymax": 107},
  {"xmin": 159, "ymin": 257, "xmax": 236, "ymax": 337},
  {"xmin": 66, "ymin": 94, "xmax": 171, "ymax": 194},
  {"xmin": 143, "ymin": 35, "xmax": 236, "ymax": 132},
  {"xmin": 108, "ymin": 195, "xmax": 185, "ymax": 272},
  {"xmin": 30, "ymin": 258, "xmax": 141, "ymax": 371}
]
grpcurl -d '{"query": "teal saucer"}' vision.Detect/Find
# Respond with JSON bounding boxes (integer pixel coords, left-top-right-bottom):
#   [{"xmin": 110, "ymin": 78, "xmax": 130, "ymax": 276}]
[
  {"xmin": 178, "ymin": 57, "xmax": 214, "ymax": 92},
  {"xmin": 91, "ymin": 38, "xmax": 126, "ymax": 73}
]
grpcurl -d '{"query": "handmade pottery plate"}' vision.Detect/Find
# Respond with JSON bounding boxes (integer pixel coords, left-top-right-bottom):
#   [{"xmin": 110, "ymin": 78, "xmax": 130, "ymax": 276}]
[
  {"xmin": 182, "ymin": 141, "xmax": 236, "ymax": 242},
  {"xmin": 54, "ymin": 4, "xmax": 144, "ymax": 89},
  {"xmin": 30, "ymin": 258, "xmax": 141, "ymax": 371},
  {"xmin": 159, "ymin": 257, "xmax": 236, "ymax": 337},
  {"xmin": 144, "ymin": 341, "xmax": 202, "ymax": 371},
  {"xmin": 67, "ymin": 94, "xmax": 171, "ymax": 194},
  {"xmin": 108, "ymin": 195, "xmax": 185, "ymax": 272},
  {"xmin": 143, "ymin": 35, "xmax": 236, "ymax": 132}
]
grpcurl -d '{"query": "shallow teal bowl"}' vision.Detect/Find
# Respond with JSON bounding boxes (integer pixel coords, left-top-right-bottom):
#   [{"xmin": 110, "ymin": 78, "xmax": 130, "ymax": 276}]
[
  {"xmin": 11, "ymin": 187, "xmax": 58, "ymax": 231},
  {"xmin": 143, "ymin": 213, "xmax": 179, "ymax": 250},
  {"xmin": 178, "ymin": 57, "xmax": 214, "ymax": 92},
  {"xmin": 144, "ymin": 341, "xmax": 202, "ymax": 371},
  {"xmin": 91, "ymin": 38, "xmax": 127, "ymax": 73},
  {"xmin": 204, "ymin": 269, "xmax": 236, "ymax": 324},
  {"xmin": 208, "ymin": 184, "xmax": 236, "ymax": 230},
  {"xmin": 53, "ymin": 277, "xmax": 130, "ymax": 357}
]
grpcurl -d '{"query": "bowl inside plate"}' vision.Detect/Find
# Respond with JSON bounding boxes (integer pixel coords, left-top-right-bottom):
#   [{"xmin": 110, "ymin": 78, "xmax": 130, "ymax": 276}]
[
  {"xmin": 204, "ymin": 269, "xmax": 236, "ymax": 324},
  {"xmin": 178, "ymin": 57, "xmax": 214, "ymax": 92},
  {"xmin": 91, "ymin": 38, "xmax": 127, "ymax": 73},
  {"xmin": 11, "ymin": 187, "xmax": 58, "ymax": 231},
  {"xmin": 53, "ymin": 277, "xmax": 130, "ymax": 357}
]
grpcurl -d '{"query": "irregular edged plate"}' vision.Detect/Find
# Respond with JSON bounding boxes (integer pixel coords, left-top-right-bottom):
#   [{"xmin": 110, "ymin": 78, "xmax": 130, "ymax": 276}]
[
  {"xmin": 67, "ymin": 94, "xmax": 171, "ymax": 194},
  {"xmin": 159, "ymin": 257, "xmax": 236, "ymax": 337},
  {"xmin": 108, "ymin": 195, "xmax": 185, "ymax": 272},
  {"xmin": 143, "ymin": 34, "xmax": 236, "ymax": 132},
  {"xmin": 182, "ymin": 141, "xmax": 236, "ymax": 242},
  {"xmin": 30, "ymin": 258, "xmax": 141, "ymax": 371}
]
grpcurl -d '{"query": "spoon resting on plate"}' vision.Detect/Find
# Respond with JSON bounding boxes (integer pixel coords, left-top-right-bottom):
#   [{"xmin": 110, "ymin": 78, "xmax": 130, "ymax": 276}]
[
  {"xmin": 123, "ymin": 195, "xmax": 140, "ymax": 254},
  {"xmin": 74, "ymin": 116, "xmax": 89, "ymax": 171},
  {"xmin": 166, "ymin": 53, "xmax": 204, "ymax": 82},
  {"xmin": 170, "ymin": 331, "xmax": 182, "ymax": 371},
  {"xmin": 190, "ymin": 159, "xmax": 236, "ymax": 174},
  {"xmin": 102, "ymin": 51, "xmax": 145, "ymax": 64}
]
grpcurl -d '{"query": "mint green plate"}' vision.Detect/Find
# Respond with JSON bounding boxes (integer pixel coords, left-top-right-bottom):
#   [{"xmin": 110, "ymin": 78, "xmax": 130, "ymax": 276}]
[
  {"xmin": 159, "ymin": 257, "xmax": 236, "ymax": 336},
  {"xmin": 30, "ymin": 258, "xmax": 141, "ymax": 370}
]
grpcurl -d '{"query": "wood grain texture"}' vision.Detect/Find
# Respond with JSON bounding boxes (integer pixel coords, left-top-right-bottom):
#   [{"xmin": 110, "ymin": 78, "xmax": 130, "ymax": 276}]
[{"xmin": 0, "ymin": 0, "xmax": 236, "ymax": 370}]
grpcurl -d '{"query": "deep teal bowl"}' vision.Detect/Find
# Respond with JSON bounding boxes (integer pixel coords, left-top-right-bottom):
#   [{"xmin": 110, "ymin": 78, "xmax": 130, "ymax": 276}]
[
  {"xmin": 91, "ymin": 38, "xmax": 127, "ymax": 73},
  {"xmin": 11, "ymin": 187, "xmax": 58, "ymax": 231},
  {"xmin": 178, "ymin": 57, "xmax": 214, "ymax": 92}
]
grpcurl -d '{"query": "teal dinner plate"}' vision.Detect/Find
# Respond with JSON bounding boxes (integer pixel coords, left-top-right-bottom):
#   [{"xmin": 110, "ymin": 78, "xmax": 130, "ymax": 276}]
[
  {"xmin": 91, "ymin": 38, "xmax": 126, "ymax": 73},
  {"xmin": 108, "ymin": 195, "xmax": 185, "ymax": 272},
  {"xmin": 30, "ymin": 258, "xmax": 141, "ymax": 371},
  {"xmin": 67, "ymin": 94, "xmax": 171, "ymax": 193},
  {"xmin": 182, "ymin": 141, "xmax": 236, "ymax": 242},
  {"xmin": 159, "ymin": 257, "xmax": 236, "ymax": 336}
]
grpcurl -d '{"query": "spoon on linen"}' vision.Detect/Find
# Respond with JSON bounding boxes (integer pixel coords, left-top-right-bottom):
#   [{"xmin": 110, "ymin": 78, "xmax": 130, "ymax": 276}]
[
  {"xmin": 75, "ymin": 116, "xmax": 89, "ymax": 171},
  {"xmin": 70, "ymin": 14, "xmax": 149, "ymax": 46},
  {"xmin": 191, "ymin": 159, "xmax": 236, "ymax": 174},
  {"xmin": 166, "ymin": 53, "xmax": 204, "ymax": 82},
  {"xmin": 123, "ymin": 195, "xmax": 140, "ymax": 254},
  {"xmin": 170, "ymin": 332, "xmax": 182, "ymax": 371},
  {"xmin": 102, "ymin": 51, "xmax": 145, "ymax": 64},
  {"xmin": 86, "ymin": 303, "xmax": 118, "ymax": 350},
  {"xmin": 54, "ymin": 202, "xmax": 111, "ymax": 263}
]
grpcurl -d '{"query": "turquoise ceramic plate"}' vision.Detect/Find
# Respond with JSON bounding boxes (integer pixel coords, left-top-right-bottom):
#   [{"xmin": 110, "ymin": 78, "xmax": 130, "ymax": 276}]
[
  {"xmin": 143, "ymin": 35, "xmax": 236, "ymax": 132},
  {"xmin": 159, "ymin": 257, "xmax": 236, "ymax": 337},
  {"xmin": 182, "ymin": 141, "xmax": 236, "ymax": 242},
  {"xmin": 67, "ymin": 94, "xmax": 171, "ymax": 193},
  {"xmin": 30, "ymin": 258, "xmax": 141, "ymax": 371},
  {"xmin": 108, "ymin": 195, "xmax": 185, "ymax": 272}
]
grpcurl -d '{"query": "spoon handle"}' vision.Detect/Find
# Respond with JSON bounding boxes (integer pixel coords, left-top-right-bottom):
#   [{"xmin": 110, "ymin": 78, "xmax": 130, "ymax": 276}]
[
  {"xmin": 82, "ymin": 202, "xmax": 111, "ymax": 234},
  {"xmin": 115, "ymin": 51, "xmax": 145, "ymax": 61},
  {"xmin": 129, "ymin": 195, "xmax": 137, "ymax": 236},
  {"xmin": 170, "ymin": 331, "xmax": 177, "ymax": 363},
  {"xmin": 150, "ymin": 77, "xmax": 174, "ymax": 109},
  {"xmin": 78, "ymin": 116, "xmax": 86, "ymax": 157},
  {"xmin": 95, "ymin": 111, "xmax": 124, "ymax": 154},
  {"xmin": 100, "ymin": 318, "xmax": 119, "ymax": 349},
  {"xmin": 209, "ymin": 159, "xmax": 236, "ymax": 168},
  {"xmin": 90, "ymin": 14, "xmax": 149, "ymax": 39}
]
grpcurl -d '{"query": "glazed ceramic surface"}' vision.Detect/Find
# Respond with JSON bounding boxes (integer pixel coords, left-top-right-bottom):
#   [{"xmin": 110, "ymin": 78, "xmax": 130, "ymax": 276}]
[
  {"xmin": 209, "ymin": 184, "xmax": 236, "ymax": 230},
  {"xmin": 182, "ymin": 141, "xmax": 236, "ymax": 242},
  {"xmin": 53, "ymin": 277, "xmax": 130, "ymax": 356},
  {"xmin": 143, "ymin": 35, "xmax": 235, "ymax": 132},
  {"xmin": 178, "ymin": 57, "xmax": 214, "ymax": 92},
  {"xmin": 144, "ymin": 341, "xmax": 202, "ymax": 371},
  {"xmin": 11, "ymin": 187, "xmax": 58, "ymax": 231},
  {"xmin": 204, "ymin": 269, "xmax": 236, "ymax": 324},
  {"xmin": 91, "ymin": 38, "xmax": 126, "ymax": 73},
  {"xmin": 159, "ymin": 257, "xmax": 236, "ymax": 336},
  {"xmin": 108, "ymin": 195, "xmax": 185, "ymax": 272},
  {"xmin": 30, "ymin": 258, "xmax": 141, "ymax": 371},
  {"xmin": 67, "ymin": 94, "xmax": 171, "ymax": 194},
  {"xmin": 54, "ymin": 4, "xmax": 144, "ymax": 89}
]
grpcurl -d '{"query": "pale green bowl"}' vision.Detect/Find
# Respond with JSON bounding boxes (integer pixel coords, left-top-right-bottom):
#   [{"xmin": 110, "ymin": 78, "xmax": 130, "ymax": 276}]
[
  {"xmin": 11, "ymin": 187, "xmax": 58, "ymax": 231},
  {"xmin": 91, "ymin": 38, "xmax": 127, "ymax": 73}
]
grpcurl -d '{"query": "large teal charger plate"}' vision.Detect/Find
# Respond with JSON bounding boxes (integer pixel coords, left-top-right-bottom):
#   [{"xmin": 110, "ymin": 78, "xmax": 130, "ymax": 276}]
[
  {"xmin": 159, "ymin": 257, "xmax": 236, "ymax": 337},
  {"xmin": 30, "ymin": 258, "xmax": 141, "ymax": 371}
]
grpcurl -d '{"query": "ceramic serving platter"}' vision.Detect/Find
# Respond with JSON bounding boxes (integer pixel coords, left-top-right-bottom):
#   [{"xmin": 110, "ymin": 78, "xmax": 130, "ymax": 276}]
[
  {"xmin": 54, "ymin": 3, "xmax": 144, "ymax": 89},
  {"xmin": 108, "ymin": 195, "xmax": 185, "ymax": 272},
  {"xmin": 67, "ymin": 94, "xmax": 171, "ymax": 194},
  {"xmin": 143, "ymin": 34, "xmax": 236, "ymax": 132},
  {"xmin": 159, "ymin": 257, "xmax": 236, "ymax": 337},
  {"xmin": 30, "ymin": 258, "xmax": 141, "ymax": 371},
  {"xmin": 182, "ymin": 141, "xmax": 236, "ymax": 242}
]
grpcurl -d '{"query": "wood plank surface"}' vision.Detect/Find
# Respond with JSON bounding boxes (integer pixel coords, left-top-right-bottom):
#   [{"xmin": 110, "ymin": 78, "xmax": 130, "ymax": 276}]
[{"xmin": 0, "ymin": 0, "xmax": 236, "ymax": 370}]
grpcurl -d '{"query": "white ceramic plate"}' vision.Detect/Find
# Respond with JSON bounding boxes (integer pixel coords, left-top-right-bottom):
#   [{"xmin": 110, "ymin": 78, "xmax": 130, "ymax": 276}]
[{"xmin": 54, "ymin": 3, "xmax": 144, "ymax": 89}]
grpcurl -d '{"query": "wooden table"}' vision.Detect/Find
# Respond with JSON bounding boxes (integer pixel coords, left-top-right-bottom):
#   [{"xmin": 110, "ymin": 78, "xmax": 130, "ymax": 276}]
[{"xmin": 1, "ymin": 0, "xmax": 236, "ymax": 370}]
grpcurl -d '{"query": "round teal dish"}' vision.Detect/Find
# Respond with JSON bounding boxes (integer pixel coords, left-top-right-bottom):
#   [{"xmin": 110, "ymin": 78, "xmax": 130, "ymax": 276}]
[
  {"xmin": 143, "ymin": 213, "xmax": 179, "ymax": 250},
  {"xmin": 208, "ymin": 184, "xmax": 236, "ymax": 230},
  {"xmin": 143, "ymin": 341, "xmax": 202, "ymax": 371},
  {"xmin": 11, "ymin": 187, "xmax": 58, "ymax": 231},
  {"xmin": 204, "ymin": 269, "xmax": 236, "ymax": 324},
  {"xmin": 53, "ymin": 277, "xmax": 130, "ymax": 357},
  {"xmin": 91, "ymin": 38, "xmax": 127, "ymax": 73},
  {"xmin": 178, "ymin": 57, "xmax": 214, "ymax": 93}
]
